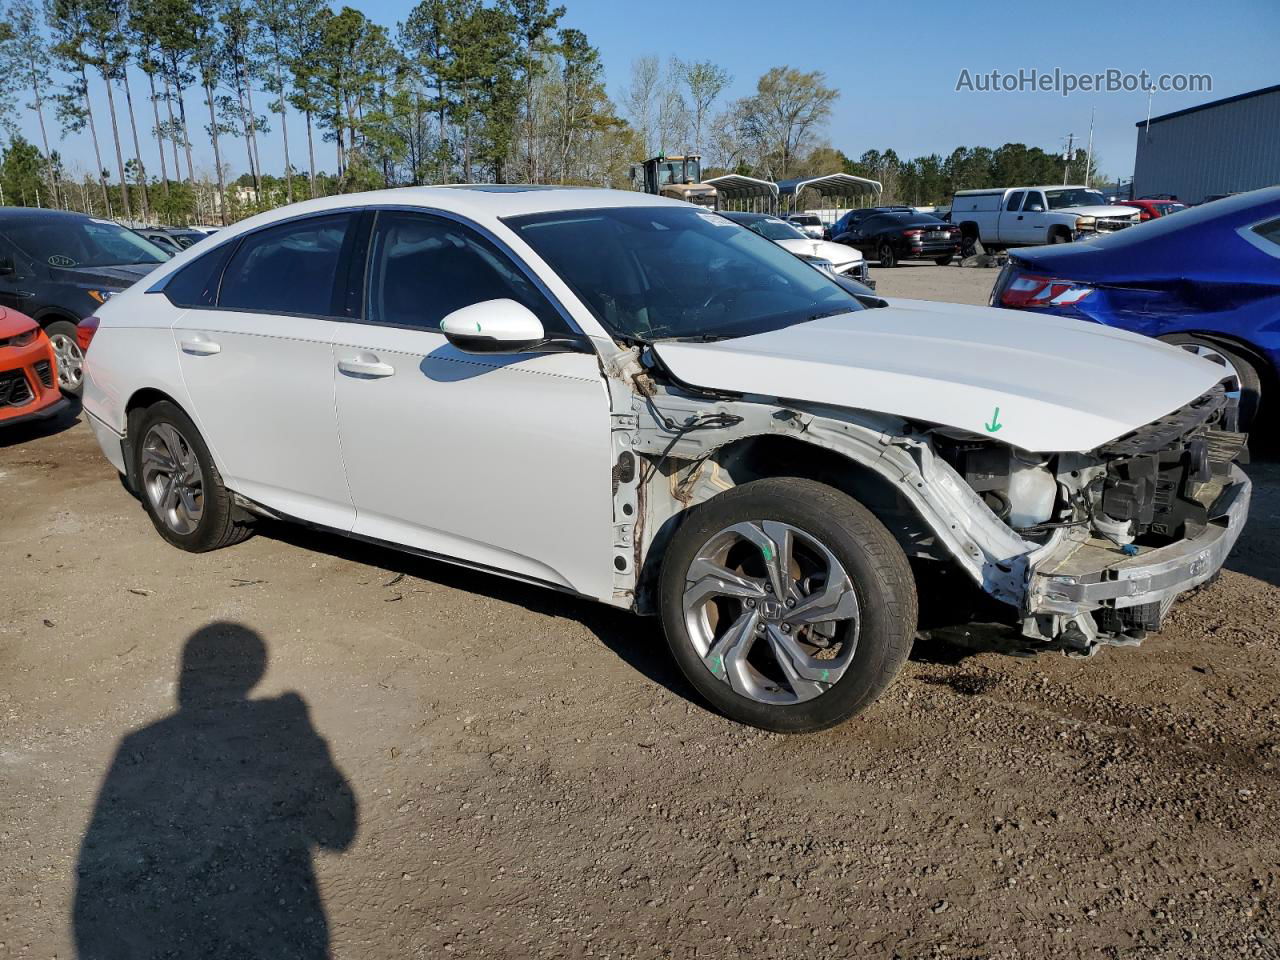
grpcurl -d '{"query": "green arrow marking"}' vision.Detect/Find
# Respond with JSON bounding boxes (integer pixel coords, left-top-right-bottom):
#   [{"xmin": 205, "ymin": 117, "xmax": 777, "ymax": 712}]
[{"xmin": 984, "ymin": 406, "xmax": 1003, "ymax": 434}]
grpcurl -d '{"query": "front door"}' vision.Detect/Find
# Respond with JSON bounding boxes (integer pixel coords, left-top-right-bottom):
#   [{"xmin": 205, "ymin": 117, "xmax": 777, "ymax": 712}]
[
  {"xmin": 172, "ymin": 212, "xmax": 357, "ymax": 531},
  {"xmin": 329, "ymin": 209, "xmax": 615, "ymax": 599}
]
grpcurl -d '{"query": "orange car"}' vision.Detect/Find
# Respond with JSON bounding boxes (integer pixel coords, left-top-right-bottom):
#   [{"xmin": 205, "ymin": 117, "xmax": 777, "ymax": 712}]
[{"xmin": 0, "ymin": 306, "xmax": 67, "ymax": 427}]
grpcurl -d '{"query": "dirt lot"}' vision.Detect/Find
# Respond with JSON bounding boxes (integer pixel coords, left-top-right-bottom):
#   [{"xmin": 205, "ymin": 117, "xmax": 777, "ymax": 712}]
[{"xmin": 3, "ymin": 263, "xmax": 1278, "ymax": 959}]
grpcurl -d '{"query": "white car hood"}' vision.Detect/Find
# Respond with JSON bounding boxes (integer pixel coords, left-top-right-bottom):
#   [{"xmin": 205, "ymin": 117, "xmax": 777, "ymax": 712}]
[
  {"xmin": 1061, "ymin": 204, "xmax": 1140, "ymax": 218},
  {"xmin": 652, "ymin": 298, "xmax": 1224, "ymax": 453},
  {"xmin": 775, "ymin": 237, "xmax": 863, "ymax": 267}
]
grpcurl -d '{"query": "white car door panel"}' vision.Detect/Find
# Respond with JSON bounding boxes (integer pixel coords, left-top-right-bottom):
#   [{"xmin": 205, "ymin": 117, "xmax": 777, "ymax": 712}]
[
  {"xmin": 170, "ymin": 211, "xmax": 358, "ymax": 531},
  {"xmin": 331, "ymin": 324, "xmax": 613, "ymax": 597},
  {"xmin": 173, "ymin": 311, "xmax": 353, "ymax": 530},
  {"xmin": 330, "ymin": 209, "xmax": 615, "ymax": 599}
]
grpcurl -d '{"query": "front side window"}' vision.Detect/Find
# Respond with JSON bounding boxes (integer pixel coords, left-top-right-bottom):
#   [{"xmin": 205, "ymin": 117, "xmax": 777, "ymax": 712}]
[
  {"xmin": 218, "ymin": 213, "xmax": 352, "ymax": 316},
  {"xmin": 364, "ymin": 210, "xmax": 564, "ymax": 333},
  {"xmin": 1022, "ymin": 192, "xmax": 1047, "ymax": 211},
  {"xmin": 1005, "ymin": 191, "xmax": 1025, "ymax": 211},
  {"xmin": 4, "ymin": 217, "xmax": 170, "ymax": 268},
  {"xmin": 508, "ymin": 205, "xmax": 862, "ymax": 343}
]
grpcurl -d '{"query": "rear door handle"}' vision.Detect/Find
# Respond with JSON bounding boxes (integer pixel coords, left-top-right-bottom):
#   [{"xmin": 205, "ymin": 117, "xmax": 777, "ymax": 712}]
[
  {"xmin": 179, "ymin": 335, "xmax": 221, "ymax": 356},
  {"xmin": 337, "ymin": 354, "xmax": 395, "ymax": 379}
]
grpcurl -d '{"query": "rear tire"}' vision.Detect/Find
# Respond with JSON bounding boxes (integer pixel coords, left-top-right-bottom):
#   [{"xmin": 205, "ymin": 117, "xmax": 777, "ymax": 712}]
[
  {"xmin": 659, "ymin": 478, "xmax": 917, "ymax": 733},
  {"xmin": 1163, "ymin": 336, "xmax": 1263, "ymax": 431},
  {"xmin": 960, "ymin": 233, "xmax": 978, "ymax": 258},
  {"xmin": 877, "ymin": 242, "xmax": 897, "ymax": 268},
  {"xmin": 129, "ymin": 401, "xmax": 253, "ymax": 552},
  {"xmin": 934, "ymin": 255, "xmax": 953, "ymax": 266}
]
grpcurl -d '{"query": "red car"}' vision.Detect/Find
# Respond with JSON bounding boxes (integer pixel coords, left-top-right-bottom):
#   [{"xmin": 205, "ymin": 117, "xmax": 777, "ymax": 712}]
[
  {"xmin": 0, "ymin": 306, "xmax": 67, "ymax": 428},
  {"xmin": 1125, "ymin": 198, "xmax": 1188, "ymax": 221}
]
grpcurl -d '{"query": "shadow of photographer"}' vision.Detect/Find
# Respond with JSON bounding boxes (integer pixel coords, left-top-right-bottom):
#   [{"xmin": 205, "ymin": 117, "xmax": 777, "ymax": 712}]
[{"xmin": 73, "ymin": 621, "xmax": 357, "ymax": 959}]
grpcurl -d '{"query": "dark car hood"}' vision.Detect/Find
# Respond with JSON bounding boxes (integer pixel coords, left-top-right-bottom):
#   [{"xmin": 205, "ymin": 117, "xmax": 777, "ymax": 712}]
[
  {"xmin": 1011, "ymin": 186, "xmax": 1280, "ymax": 285},
  {"xmin": 49, "ymin": 262, "xmax": 160, "ymax": 289}
]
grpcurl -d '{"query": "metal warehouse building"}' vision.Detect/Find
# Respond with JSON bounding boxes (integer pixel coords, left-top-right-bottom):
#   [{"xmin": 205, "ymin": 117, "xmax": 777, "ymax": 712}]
[{"xmin": 1133, "ymin": 84, "xmax": 1280, "ymax": 204}]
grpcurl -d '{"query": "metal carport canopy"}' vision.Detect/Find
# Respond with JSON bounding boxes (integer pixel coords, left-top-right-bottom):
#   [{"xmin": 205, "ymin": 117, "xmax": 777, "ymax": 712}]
[
  {"xmin": 776, "ymin": 173, "xmax": 883, "ymax": 202},
  {"xmin": 704, "ymin": 174, "xmax": 780, "ymax": 202}
]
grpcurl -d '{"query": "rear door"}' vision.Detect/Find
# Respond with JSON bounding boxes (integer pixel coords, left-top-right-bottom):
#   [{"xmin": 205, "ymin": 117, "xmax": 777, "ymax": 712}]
[
  {"xmin": 171, "ymin": 212, "xmax": 357, "ymax": 530},
  {"xmin": 328, "ymin": 209, "xmax": 615, "ymax": 598}
]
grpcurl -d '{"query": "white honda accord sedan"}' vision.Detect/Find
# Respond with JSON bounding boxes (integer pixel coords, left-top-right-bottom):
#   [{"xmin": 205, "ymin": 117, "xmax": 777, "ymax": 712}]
[{"xmin": 81, "ymin": 186, "xmax": 1250, "ymax": 732}]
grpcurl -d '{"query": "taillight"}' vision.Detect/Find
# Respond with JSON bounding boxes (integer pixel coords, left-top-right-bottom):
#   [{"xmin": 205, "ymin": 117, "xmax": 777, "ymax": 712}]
[
  {"xmin": 902, "ymin": 229, "xmax": 924, "ymax": 237},
  {"xmin": 999, "ymin": 272, "xmax": 1095, "ymax": 308},
  {"xmin": 77, "ymin": 316, "xmax": 101, "ymax": 352}
]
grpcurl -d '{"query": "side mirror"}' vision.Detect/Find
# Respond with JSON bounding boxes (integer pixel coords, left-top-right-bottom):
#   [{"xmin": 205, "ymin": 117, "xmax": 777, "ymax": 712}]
[{"xmin": 440, "ymin": 299, "xmax": 548, "ymax": 355}]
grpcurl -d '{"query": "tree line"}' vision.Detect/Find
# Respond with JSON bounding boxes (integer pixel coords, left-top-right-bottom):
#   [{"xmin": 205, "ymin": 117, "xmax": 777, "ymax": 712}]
[{"xmin": 0, "ymin": 0, "xmax": 1102, "ymax": 225}]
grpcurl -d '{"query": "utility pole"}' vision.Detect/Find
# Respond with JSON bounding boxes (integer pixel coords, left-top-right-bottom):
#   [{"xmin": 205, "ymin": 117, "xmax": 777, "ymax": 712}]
[
  {"xmin": 1084, "ymin": 109, "xmax": 1096, "ymax": 186},
  {"xmin": 1063, "ymin": 132, "xmax": 1076, "ymax": 184}
]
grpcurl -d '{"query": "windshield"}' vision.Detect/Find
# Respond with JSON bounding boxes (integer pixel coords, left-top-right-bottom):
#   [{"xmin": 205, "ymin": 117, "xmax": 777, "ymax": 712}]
[
  {"xmin": 507, "ymin": 206, "xmax": 861, "ymax": 342},
  {"xmin": 6, "ymin": 217, "xmax": 170, "ymax": 268},
  {"xmin": 745, "ymin": 217, "xmax": 808, "ymax": 241},
  {"xmin": 655, "ymin": 157, "xmax": 700, "ymax": 186},
  {"xmin": 1044, "ymin": 189, "xmax": 1109, "ymax": 210}
]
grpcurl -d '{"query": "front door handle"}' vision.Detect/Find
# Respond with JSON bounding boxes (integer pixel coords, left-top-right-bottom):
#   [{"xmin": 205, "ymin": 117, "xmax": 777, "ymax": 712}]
[
  {"xmin": 337, "ymin": 354, "xmax": 395, "ymax": 379},
  {"xmin": 179, "ymin": 335, "xmax": 221, "ymax": 356}
]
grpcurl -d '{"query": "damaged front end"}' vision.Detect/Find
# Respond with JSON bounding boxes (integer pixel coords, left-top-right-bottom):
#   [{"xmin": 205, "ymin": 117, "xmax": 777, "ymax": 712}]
[
  {"xmin": 616, "ymin": 348, "xmax": 1250, "ymax": 657},
  {"xmin": 924, "ymin": 384, "xmax": 1250, "ymax": 653}
]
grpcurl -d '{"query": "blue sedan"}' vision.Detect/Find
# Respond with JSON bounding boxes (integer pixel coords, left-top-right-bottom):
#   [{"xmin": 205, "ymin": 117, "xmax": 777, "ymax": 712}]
[{"xmin": 991, "ymin": 187, "xmax": 1280, "ymax": 430}]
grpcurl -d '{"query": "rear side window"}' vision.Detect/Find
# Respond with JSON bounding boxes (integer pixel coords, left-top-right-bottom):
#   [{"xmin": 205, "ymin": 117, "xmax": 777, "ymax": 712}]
[
  {"xmin": 1247, "ymin": 217, "xmax": 1280, "ymax": 259},
  {"xmin": 364, "ymin": 210, "xmax": 566, "ymax": 333},
  {"xmin": 218, "ymin": 213, "xmax": 352, "ymax": 316},
  {"xmin": 161, "ymin": 242, "xmax": 236, "ymax": 308}
]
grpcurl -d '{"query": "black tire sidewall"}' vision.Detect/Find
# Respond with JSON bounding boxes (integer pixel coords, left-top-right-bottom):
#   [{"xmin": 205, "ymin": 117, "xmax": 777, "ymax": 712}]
[
  {"xmin": 130, "ymin": 402, "xmax": 235, "ymax": 552},
  {"xmin": 659, "ymin": 479, "xmax": 916, "ymax": 733},
  {"xmin": 1163, "ymin": 335, "xmax": 1263, "ymax": 431},
  {"xmin": 878, "ymin": 243, "xmax": 896, "ymax": 268}
]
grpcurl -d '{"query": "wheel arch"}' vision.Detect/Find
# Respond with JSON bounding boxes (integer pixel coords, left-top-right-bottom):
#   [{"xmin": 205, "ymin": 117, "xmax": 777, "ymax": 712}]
[
  {"xmin": 1157, "ymin": 330, "xmax": 1275, "ymax": 382},
  {"xmin": 635, "ymin": 432, "xmax": 937, "ymax": 615},
  {"xmin": 121, "ymin": 388, "xmax": 193, "ymax": 492}
]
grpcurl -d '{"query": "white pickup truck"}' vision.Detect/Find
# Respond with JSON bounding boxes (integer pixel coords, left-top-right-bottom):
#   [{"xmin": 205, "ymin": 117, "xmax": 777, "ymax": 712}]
[{"xmin": 950, "ymin": 186, "xmax": 1141, "ymax": 254}]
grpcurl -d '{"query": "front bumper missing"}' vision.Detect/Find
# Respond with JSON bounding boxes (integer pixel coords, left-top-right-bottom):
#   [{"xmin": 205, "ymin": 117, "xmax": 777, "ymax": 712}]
[{"xmin": 1027, "ymin": 464, "xmax": 1251, "ymax": 617}]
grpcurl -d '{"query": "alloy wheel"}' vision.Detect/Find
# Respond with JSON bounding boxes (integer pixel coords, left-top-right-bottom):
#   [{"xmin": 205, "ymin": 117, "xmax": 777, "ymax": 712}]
[
  {"xmin": 140, "ymin": 423, "xmax": 205, "ymax": 535},
  {"xmin": 681, "ymin": 520, "xmax": 861, "ymax": 705},
  {"xmin": 49, "ymin": 333, "xmax": 84, "ymax": 390}
]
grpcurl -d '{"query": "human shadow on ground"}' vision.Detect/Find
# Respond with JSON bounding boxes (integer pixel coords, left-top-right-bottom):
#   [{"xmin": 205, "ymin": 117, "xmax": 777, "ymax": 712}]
[{"xmin": 73, "ymin": 621, "xmax": 357, "ymax": 959}]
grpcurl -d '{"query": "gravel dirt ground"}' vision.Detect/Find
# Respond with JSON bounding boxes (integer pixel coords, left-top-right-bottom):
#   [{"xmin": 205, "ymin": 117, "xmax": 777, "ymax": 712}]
[{"xmin": 2, "ymin": 263, "xmax": 1278, "ymax": 959}]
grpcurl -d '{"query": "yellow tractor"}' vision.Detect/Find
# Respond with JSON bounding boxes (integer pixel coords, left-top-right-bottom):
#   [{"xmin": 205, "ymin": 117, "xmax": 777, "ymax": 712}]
[{"xmin": 630, "ymin": 154, "xmax": 719, "ymax": 208}]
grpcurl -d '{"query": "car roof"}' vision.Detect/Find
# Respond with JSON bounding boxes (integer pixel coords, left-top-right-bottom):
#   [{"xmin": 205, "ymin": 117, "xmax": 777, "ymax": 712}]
[
  {"xmin": 0, "ymin": 207, "xmax": 99, "ymax": 223},
  {"xmin": 189, "ymin": 186, "xmax": 693, "ymax": 243}
]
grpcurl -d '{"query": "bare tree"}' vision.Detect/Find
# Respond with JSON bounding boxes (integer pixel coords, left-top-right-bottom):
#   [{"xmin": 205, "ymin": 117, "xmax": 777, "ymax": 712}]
[
  {"xmin": 738, "ymin": 66, "xmax": 837, "ymax": 179},
  {"xmin": 676, "ymin": 59, "xmax": 730, "ymax": 158}
]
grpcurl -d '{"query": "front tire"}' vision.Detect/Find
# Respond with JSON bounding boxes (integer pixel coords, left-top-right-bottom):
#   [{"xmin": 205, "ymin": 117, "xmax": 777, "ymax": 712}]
[
  {"xmin": 659, "ymin": 478, "xmax": 917, "ymax": 733},
  {"xmin": 44, "ymin": 319, "xmax": 85, "ymax": 396},
  {"xmin": 130, "ymin": 401, "xmax": 253, "ymax": 552}
]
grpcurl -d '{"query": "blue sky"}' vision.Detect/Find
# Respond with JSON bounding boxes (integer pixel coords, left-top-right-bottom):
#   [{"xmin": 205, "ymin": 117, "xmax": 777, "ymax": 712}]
[{"xmin": 22, "ymin": 0, "xmax": 1280, "ymax": 186}]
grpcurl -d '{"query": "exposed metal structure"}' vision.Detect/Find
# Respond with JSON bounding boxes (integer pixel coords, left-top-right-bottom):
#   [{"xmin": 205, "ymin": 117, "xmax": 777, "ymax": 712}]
[
  {"xmin": 1133, "ymin": 84, "xmax": 1280, "ymax": 204},
  {"xmin": 776, "ymin": 174, "xmax": 883, "ymax": 219},
  {"xmin": 704, "ymin": 174, "xmax": 780, "ymax": 213}
]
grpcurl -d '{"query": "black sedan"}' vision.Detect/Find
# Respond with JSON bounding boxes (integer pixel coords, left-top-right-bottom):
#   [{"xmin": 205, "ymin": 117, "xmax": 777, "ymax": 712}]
[
  {"xmin": 0, "ymin": 209, "xmax": 169, "ymax": 394},
  {"xmin": 833, "ymin": 210, "xmax": 961, "ymax": 267}
]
